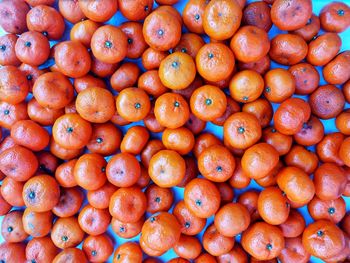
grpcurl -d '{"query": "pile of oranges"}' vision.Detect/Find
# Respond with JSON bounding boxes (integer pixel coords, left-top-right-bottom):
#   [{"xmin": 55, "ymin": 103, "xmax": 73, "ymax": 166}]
[{"xmin": 0, "ymin": 0, "xmax": 350, "ymax": 262}]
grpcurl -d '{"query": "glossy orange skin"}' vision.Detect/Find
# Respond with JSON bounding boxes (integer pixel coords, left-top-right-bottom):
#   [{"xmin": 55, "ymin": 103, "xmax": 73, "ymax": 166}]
[
  {"xmin": 242, "ymin": 98, "xmax": 273, "ymax": 128},
  {"xmin": 341, "ymin": 213, "xmax": 350, "ymax": 235},
  {"xmin": 310, "ymin": 85, "xmax": 345, "ymax": 119},
  {"xmin": 172, "ymin": 200, "xmax": 206, "ymax": 236},
  {"xmin": 121, "ymin": 21, "xmax": 148, "ymax": 59},
  {"xmin": 185, "ymin": 113, "xmax": 207, "ymax": 135},
  {"xmin": 22, "ymin": 208, "xmax": 53, "ymax": 238},
  {"xmin": 113, "ymin": 242, "xmax": 143, "ymax": 263},
  {"xmin": 162, "ymin": 127, "xmax": 194, "ymax": 155},
  {"xmin": 118, "ymin": 0, "xmax": 153, "ymax": 21},
  {"xmin": 26, "ymin": 236, "xmax": 58, "ymax": 263},
  {"xmin": 142, "ymin": 47, "xmax": 168, "ymax": 70},
  {"xmin": 313, "ymin": 163, "xmax": 347, "ymax": 201},
  {"xmin": 194, "ymin": 253, "xmax": 217, "ymax": 263},
  {"xmin": 308, "ymin": 196, "xmax": 346, "ymax": 224},
  {"xmin": 58, "ymin": 0, "xmax": 85, "ymax": 23},
  {"xmin": 229, "ymin": 158, "xmax": 251, "ymax": 189},
  {"xmin": 142, "ymin": 212, "xmax": 181, "ymax": 252},
  {"xmin": 271, "ymin": 0, "xmax": 312, "ymax": 31},
  {"xmin": 316, "ymin": 132, "xmax": 344, "ymax": 166},
  {"xmin": 277, "ymin": 166, "xmax": 315, "ymax": 205},
  {"xmin": 53, "ymin": 248, "xmax": 88, "ymax": 263},
  {"xmin": 33, "ymin": 72, "xmax": 74, "ymax": 110},
  {"xmin": 55, "ymin": 159, "xmax": 78, "ymax": 187},
  {"xmin": 0, "ymin": 242, "xmax": 27, "ymax": 263},
  {"xmin": 19, "ymin": 63, "xmax": 45, "ymax": 93},
  {"xmin": 198, "ymin": 144, "xmax": 235, "ymax": 182},
  {"xmin": 138, "ymin": 70, "xmax": 168, "ymax": 97},
  {"xmin": 279, "ymin": 237, "xmax": 310, "ymax": 263},
  {"xmin": 294, "ymin": 115, "xmax": 324, "ymax": 146},
  {"xmin": 83, "ymin": 234, "xmax": 114, "ymax": 262},
  {"xmin": 274, "ymin": 98, "xmax": 311, "ymax": 135},
  {"xmin": 243, "ymin": 1, "xmax": 272, "ymax": 32},
  {"xmin": 241, "ymin": 221, "xmax": 285, "ymax": 261},
  {"xmin": 184, "ymin": 178, "xmax": 221, "ymax": 219},
  {"xmin": 141, "ymin": 140, "xmax": 165, "ymax": 169},
  {"xmin": 193, "ymin": 132, "xmax": 222, "ymax": 159},
  {"xmin": 146, "ymin": 184, "xmax": 173, "ymax": 214},
  {"xmin": 177, "ymin": 156, "xmax": 198, "ymax": 188},
  {"xmin": 143, "ymin": 10, "xmax": 181, "ymax": 51},
  {"xmin": 229, "ymin": 70, "xmax": 264, "ymax": 103},
  {"xmin": 202, "ymin": 224, "xmax": 235, "ymax": 257},
  {"xmin": 26, "ymin": 5, "xmax": 65, "ymax": 39},
  {"xmin": 79, "ymin": 0, "xmax": 118, "ymax": 22},
  {"xmin": 212, "ymin": 96, "xmax": 240, "ymax": 127},
  {"xmin": 74, "ymin": 153, "xmax": 107, "ymax": 191},
  {"xmin": 214, "ymin": 203, "xmax": 250, "ymax": 237},
  {"xmin": 302, "ymin": 220, "xmax": 345, "ymax": 259},
  {"xmin": 285, "ymin": 145, "xmax": 318, "ymax": 175},
  {"xmin": 15, "ymin": 31, "xmax": 50, "ymax": 66},
  {"xmin": 258, "ymin": 187, "xmax": 290, "ymax": 225},
  {"xmin": 241, "ymin": 143, "xmax": 279, "ymax": 179},
  {"xmin": 0, "ymin": 186, "xmax": 12, "ymax": 216},
  {"xmin": 183, "ymin": 0, "xmax": 207, "ymax": 34},
  {"xmin": 110, "ymin": 63, "xmax": 140, "ymax": 92},
  {"xmin": 196, "ymin": 43, "xmax": 235, "ymax": 82},
  {"xmin": 91, "ymin": 25, "xmax": 128, "ymax": 64},
  {"xmin": 78, "ymin": 204, "xmax": 111, "ymax": 236},
  {"xmin": 90, "ymin": 55, "xmax": 119, "ymax": 78},
  {"xmin": 292, "ymin": 14, "xmax": 320, "ymax": 42},
  {"xmin": 121, "ymin": 126, "xmax": 149, "ymax": 154},
  {"xmin": 238, "ymin": 55, "xmax": 271, "ymax": 75},
  {"xmin": 51, "ymin": 217, "xmax": 85, "ymax": 249},
  {"xmin": 269, "ymin": 34, "xmax": 308, "ymax": 65},
  {"xmin": 323, "ymin": 51, "xmax": 350, "ymax": 85},
  {"xmin": 336, "ymin": 109, "xmax": 350, "ymax": 135},
  {"xmin": 320, "ymin": 2, "xmax": 350, "ymax": 33},
  {"xmin": 307, "ymin": 33, "xmax": 342, "ymax": 66},
  {"xmin": 109, "ymin": 187, "xmax": 146, "ymax": 223},
  {"xmin": 230, "ymin": 26, "xmax": 270, "ymax": 63},
  {"xmin": 216, "ymin": 243, "xmax": 248, "ymax": 263},
  {"xmin": 223, "ymin": 112, "xmax": 262, "ymax": 150},
  {"xmin": 149, "ymin": 150, "xmax": 185, "ymax": 188},
  {"xmin": 216, "ymin": 182, "xmax": 234, "ymax": 205},
  {"xmin": 279, "ymin": 209, "xmax": 305, "ymax": 238},
  {"xmin": 288, "ymin": 63, "xmax": 320, "ymax": 95},
  {"xmin": 264, "ymin": 68, "xmax": 295, "ymax": 103},
  {"xmin": 0, "ymin": 66, "xmax": 29, "ymax": 105},
  {"xmin": 0, "ymin": 101, "xmax": 28, "ymax": 129},
  {"xmin": 52, "ymin": 187, "xmax": 84, "ymax": 218},
  {"xmin": 174, "ymin": 33, "xmax": 205, "ymax": 59},
  {"xmin": 87, "ymin": 182, "xmax": 117, "ymax": 210},
  {"xmin": 140, "ymin": 236, "xmax": 165, "ymax": 257},
  {"xmin": 28, "ymin": 98, "xmax": 64, "ymax": 126},
  {"xmin": 70, "ymin": 19, "xmax": 99, "ymax": 48},
  {"xmin": 143, "ymin": 106, "xmax": 166, "ymax": 133},
  {"xmin": 111, "ymin": 216, "xmax": 144, "ymax": 239},
  {"xmin": 1, "ymin": 210, "xmax": 28, "ymax": 243},
  {"xmin": 11, "ymin": 119, "xmax": 49, "ymax": 152},
  {"xmin": 0, "ymin": 0, "xmax": 29, "ymax": 34},
  {"xmin": 174, "ymin": 235, "xmax": 202, "ymax": 260},
  {"xmin": 263, "ymin": 127, "xmax": 293, "ymax": 155},
  {"xmin": 0, "ymin": 145, "xmax": 38, "ymax": 182},
  {"xmin": 203, "ymin": 0, "xmax": 242, "ymax": 40},
  {"xmin": 237, "ymin": 190, "xmax": 261, "ymax": 222},
  {"xmin": 255, "ymin": 161, "xmax": 284, "ymax": 188},
  {"xmin": 340, "ymin": 137, "xmax": 350, "ymax": 167}
]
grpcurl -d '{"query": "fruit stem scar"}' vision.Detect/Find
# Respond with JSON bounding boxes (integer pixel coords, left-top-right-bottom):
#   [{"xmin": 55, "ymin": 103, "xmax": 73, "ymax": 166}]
[
  {"xmin": 338, "ymin": 9, "xmax": 345, "ymax": 16},
  {"xmin": 29, "ymin": 191, "xmax": 36, "ymax": 199},
  {"xmin": 172, "ymin": 61, "xmax": 179, "ymax": 68},
  {"xmin": 158, "ymin": 29, "xmax": 164, "ymax": 36},
  {"xmin": 144, "ymin": 5, "xmax": 149, "ymax": 11},
  {"xmin": 119, "ymin": 226, "xmax": 125, "ymax": 232},
  {"xmin": 266, "ymin": 243, "xmax": 273, "ymax": 250},
  {"xmin": 174, "ymin": 101, "xmax": 180, "ymax": 107},
  {"xmin": 155, "ymin": 197, "xmax": 161, "ymax": 203},
  {"xmin": 195, "ymin": 14, "xmax": 200, "ymax": 20},
  {"xmin": 0, "ymin": 45, "xmax": 6, "ymax": 51},
  {"xmin": 42, "ymin": 31, "xmax": 48, "ymax": 36},
  {"xmin": 195, "ymin": 199, "xmax": 202, "ymax": 206},
  {"xmin": 328, "ymin": 207, "xmax": 335, "ymax": 214},
  {"xmin": 208, "ymin": 52, "xmax": 214, "ymax": 59},
  {"xmin": 216, "ymin": 166, "xmax": 223, "ymax": 172},
  {"xmin": 117, "ymin": 254, "xmax": 121, "ymax": 260},
  {"xmin": 150, "ymin": 216, "xmax": 156, "ymax": 222},
  {"xmin": 101, "ymin": 167, "xmax": 106, "ymax": 172},
  {"xmin": 127, "ymin": 38, "xmax": 133, "ymax": 44},
  {"xmin": 26, "ymin": 74, "xmax": 33, "ymax": 80},
  {"xmin": 243, "ymin": 96, "xmax": 248, "ymax": 101},
  {"xmin": 66, "ymin": 127, "xmax": 74, "ymax": 133},
  {"xmin": 271, "ymin": 128, "xmax": 276, "ymax": 133},
  {"xmin": 7, "ymin": 226, "xmax": 13, "ymax": 232},
  {"xmin": 265, "ymin": 87, "xmax": 271, "ymax": 93},
  {"xmin": 205, "ymin": 98, "xmax": 212, "ymax": 105},
  {"xmin": 185, "ymin": 222, "xmax": 191, "ymax": 228},
  {"xmin": 61, "ymin": 235, "xmax": 68, "ymax": 242},
  {"xmin": 96, "ymin": 137, "xmax": 103, "ymax": 143},
  {"xmin": 3, "ymin": 109, "xmax": 10, "ymax": 115},
  {"xmin": 181, "ymin": 47, "xmax": 187, "ymax": 53},
  {"xmin": 134, "ymin": 102, "xmax": 141, "ymax": 109},
  {"xmin": 91, "ymin": 250, "xmax": 97, "ymax": 256},
  {"xmin": 24, "ymin": 41, "xmax": 31, "ymax": 47},
  {"xmin": 317, "ymin": 230, "xmax": 324, "ymax": 237},
  {"xmin": 105, "ymin": 40, "xmax": 112, "ymax": 48},
  {"xmin": 237, "ymin": 127, "xmax": 245, "ymax": 134}
]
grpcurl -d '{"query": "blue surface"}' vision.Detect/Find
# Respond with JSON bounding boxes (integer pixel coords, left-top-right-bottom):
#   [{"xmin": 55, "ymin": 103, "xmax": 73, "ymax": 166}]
[{"xmin": 1, "ymin": 0, "xmax": 350, "ymax": 262}]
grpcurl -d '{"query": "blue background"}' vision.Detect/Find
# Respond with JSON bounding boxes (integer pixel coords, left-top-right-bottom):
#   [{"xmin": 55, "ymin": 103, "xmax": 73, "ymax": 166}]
[{"xmin": 1, "ymin": 0, "xmax": 350, "ymax": 262}]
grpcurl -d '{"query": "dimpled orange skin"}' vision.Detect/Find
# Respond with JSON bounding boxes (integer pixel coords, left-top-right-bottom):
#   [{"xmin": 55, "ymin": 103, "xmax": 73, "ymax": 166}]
[
  {"xmin": 141, "ymin": 212, "xmax": 181, "ymax": 252},
  {"xmin": 184, "ymin": 178, "xmax": 221, "ymax": 219},
  {"xmin": 203, "ymin": 0, "xmax": 242, "ymax": 41},
  {"xmin": 223, "ymin": 112, "xmax": 262, "ymax": 150},
  {"xmin": 159, "ymin": 52, "xmax": 196, "ymax": 90},
  {"xmin": 241, "ymin": 143, "xmax": 279, "ymax": 179},
  {"xmin": 202, "ymin": 224, "xmax": 235, "ymax": 257},
  {"xmin": 279, "ymin": 237, "xmax": 311, "ymax": 263},
  {"xmin": 78, "ymin": 0, "xmax": 118, "ymax": 23},
  {"xmin": 264, "ymin": 68, "xmax": 296, "ymax": 103},
  {"xmin": 277, "ymin": 166, "xmax": 315, "ymax": 205},
  {"xmin": 198, "ymin": 144, "xmax": 235, "ymax": 183},
  {"xmin": 320, "ymin": 2, "xmax": 350, "ymax": 33},
  {"xmin": 323, "ymin": 51, "xmax": 350, "ymax": 85},
  {"xmin": 162, "ymin": 127, "xmax": 195, "ymax": 155},
  {"xmin": 230, "ymin": 25, "xmax": 270, "ymax": 63},
  {"xmin": 302, "ymin": 220, "xmax": 345, "ymax": 259},
  {"xmin": 148, "ymin": 150, "xmax": 186, "ymax": 188},
  {"xmin": 241, "ymin": 221, "xmax": 285, "ymax": 261},
  {"xmin": 195, "ymin": 43, "xmax": 235, "ymax": 82},
  {"xmin": 273, "ymin": 98, "xmax": 311, "ymax": 135}
]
